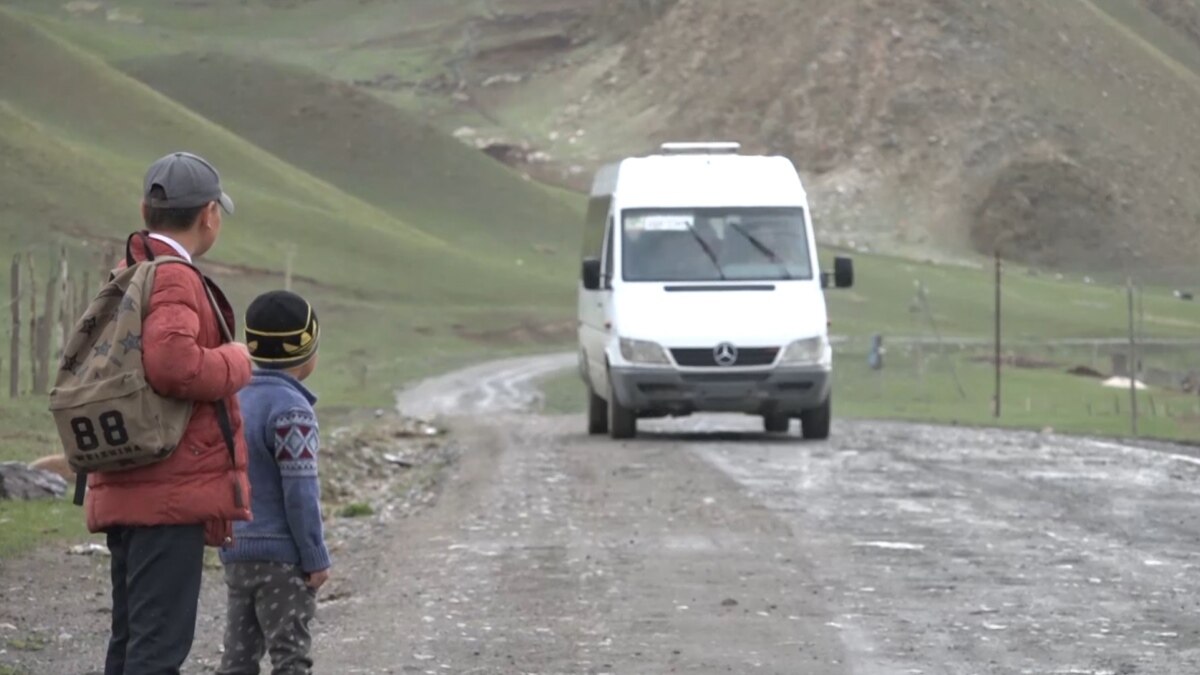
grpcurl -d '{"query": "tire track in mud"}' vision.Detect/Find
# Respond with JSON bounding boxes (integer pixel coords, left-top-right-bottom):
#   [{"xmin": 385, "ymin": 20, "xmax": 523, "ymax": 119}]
[{"xmin": 396, "ymin": 353, "xmax": 574, "ymax": 419}]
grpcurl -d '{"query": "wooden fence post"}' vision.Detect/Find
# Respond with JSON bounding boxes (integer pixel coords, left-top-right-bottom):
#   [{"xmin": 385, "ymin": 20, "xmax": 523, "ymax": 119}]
[
  {"xmin": 26, "ymin": 253, "xmax": 37, "ymax": 395},
  {"xmin": 9, "ymin": 255, "xmax": 20, "ymax": 398},
  {"xmin": 79, "ymin": 271, "xmax": 91, "ymax": 313},
  {"xmin": 56, "ymin": 246, "xmax": 70, "ymax": 362},
  {"xmin": 34, "ymin": 250, "xmax": 59, "ymax": 395}
]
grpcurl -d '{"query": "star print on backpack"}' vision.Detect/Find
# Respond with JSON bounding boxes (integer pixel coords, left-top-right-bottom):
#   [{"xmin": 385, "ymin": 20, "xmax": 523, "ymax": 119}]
[{"xmin": 48, "ymin": 233, "xmax": 233, "ymax": 484}]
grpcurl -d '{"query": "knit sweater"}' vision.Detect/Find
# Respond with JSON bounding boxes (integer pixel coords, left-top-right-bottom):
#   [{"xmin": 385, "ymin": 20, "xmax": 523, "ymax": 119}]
[{"xmin": 219, "ymin": 370, "xmax": 331, "ymax": 573}]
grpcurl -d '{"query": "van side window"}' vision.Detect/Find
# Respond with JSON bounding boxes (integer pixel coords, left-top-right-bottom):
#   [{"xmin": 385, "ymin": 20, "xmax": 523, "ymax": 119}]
[{"xmin": 602, "ymin": 217, "xmax": 615, "ymax": 288}]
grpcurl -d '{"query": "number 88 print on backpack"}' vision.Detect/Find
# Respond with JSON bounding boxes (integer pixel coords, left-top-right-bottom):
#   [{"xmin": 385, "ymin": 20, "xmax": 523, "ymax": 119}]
[
  {"xmin": 48, "ymin": 233, "xmax": 240, "ymax": 504},
  {"xmin": 70, "ymin": 411, "xmax": 131, "ymax": 451}
]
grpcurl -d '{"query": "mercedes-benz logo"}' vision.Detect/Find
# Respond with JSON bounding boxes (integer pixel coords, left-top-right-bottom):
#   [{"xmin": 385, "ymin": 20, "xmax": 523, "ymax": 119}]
[{"xmin": 713, "ymin": 342, "xmax": 739, "ymax": 367}]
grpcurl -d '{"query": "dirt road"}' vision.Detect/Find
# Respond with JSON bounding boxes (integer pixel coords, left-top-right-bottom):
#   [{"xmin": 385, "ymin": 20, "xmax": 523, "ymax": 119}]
[{"xmin": 5, "ymin": 355, "xmax": 1200, "ymax": 673}]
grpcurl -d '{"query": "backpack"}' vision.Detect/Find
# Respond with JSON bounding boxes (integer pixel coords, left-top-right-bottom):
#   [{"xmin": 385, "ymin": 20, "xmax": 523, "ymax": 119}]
[{"xmin": 48, "ymin": 233, "xmax": 241, "ymax": 506}]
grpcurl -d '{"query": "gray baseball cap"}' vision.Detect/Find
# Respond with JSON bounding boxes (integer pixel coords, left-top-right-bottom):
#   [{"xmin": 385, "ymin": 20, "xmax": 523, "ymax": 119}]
[{"xmin": 143, "ymin": 151, "xmax": 235, "ymax": 214}]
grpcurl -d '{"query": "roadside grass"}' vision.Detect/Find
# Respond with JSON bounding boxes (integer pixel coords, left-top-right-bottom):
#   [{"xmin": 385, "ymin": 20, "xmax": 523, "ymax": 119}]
[
  {"xmin": 821, "ymin": 250, "xmax": 1200, "ymax": 342},
  {"xmin": 1, "ymin": 635, "xmax": 46, "ymax": 652},
  {"xmin": 538, "ymin": 368, "xmax": 588, "ymax": 416},
  {"xmin": 834, "ymin": 348, "xmax": 1200, "ymax": 441},
  {"xmin": 0, "ymin": 399, "xmax": 90, "ymax": 559},
  {"xmin": 338, "ymin": 502, "xmax": 375, "ymax": 519},
  {"xmin": 0, "ymin": 398, "xmax": 94, "ymax": 564},
  {"xmin": 0, "ymin": 498, "xmax": 87, "ymax": 561}
]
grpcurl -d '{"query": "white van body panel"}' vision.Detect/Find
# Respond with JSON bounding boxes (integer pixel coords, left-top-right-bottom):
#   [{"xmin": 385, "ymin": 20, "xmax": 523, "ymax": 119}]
[
  {"xmin": 611, "ymin": 283, "xmax": 827, "ymax": 347},
  {"xmin": 613, "ymin": 155, "xmax": 809, "ymax": 210}
]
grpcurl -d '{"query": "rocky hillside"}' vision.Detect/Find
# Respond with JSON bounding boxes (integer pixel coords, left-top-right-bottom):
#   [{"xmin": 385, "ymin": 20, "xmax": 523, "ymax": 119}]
[{"xmin": 453, "ymin": 0, "xmax": 1200, "ymax": 277}]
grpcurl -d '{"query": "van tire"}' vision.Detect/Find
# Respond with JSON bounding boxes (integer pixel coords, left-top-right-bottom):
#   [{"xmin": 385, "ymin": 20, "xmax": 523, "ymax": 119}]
[
  {"xmin": 587, "ymin": 387, "xmax": 609, "ymax": 435},
  {"xmin": 800, "ymin": 397, "xmax": 832, "ymax": 440},
  {"xmin": 763, "ymin": 413, "xmax": 790, "ymax": 434},
  {"xmin": 608, "ymin": 381, "xmax": 637, "ymax": 440}
]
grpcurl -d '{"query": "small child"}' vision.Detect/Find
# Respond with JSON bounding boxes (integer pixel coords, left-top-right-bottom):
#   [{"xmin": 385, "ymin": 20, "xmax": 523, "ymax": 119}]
[{"xmin": 218, "ymin": 290, "xmax": 330, "ymax": 675}]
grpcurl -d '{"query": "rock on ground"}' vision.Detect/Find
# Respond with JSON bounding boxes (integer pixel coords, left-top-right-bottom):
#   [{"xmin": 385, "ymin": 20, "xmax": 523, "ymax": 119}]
[{"xmin": 0, "ymin": 462, "xmax": 67, "ymax": 500}]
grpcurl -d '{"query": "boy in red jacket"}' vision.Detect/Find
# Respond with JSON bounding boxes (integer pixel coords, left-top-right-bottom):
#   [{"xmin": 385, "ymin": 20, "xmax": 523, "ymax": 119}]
[{"xmin": 89, "ymin": 152, "xmax": 254, "ymax": 675}]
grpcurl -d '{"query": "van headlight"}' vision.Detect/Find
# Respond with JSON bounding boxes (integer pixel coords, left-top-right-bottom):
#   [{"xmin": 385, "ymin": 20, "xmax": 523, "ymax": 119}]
[
  {"xmin": 780, "ymin": 336, "xmax": 828, "ymax": 365},
  {"xmin": 619, "ymin": 338, "xmax": 670, "ymax": 365}
]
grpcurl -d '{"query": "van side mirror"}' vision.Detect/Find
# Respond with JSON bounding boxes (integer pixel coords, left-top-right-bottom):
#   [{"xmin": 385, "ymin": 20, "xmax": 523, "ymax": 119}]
[
  {"xmin": 581, "ymin": 257, "xmax": 602, "ymax": 291},
  {"xmin": 834, "ymin": 256, "xmax": 854, "ymax": 288}
]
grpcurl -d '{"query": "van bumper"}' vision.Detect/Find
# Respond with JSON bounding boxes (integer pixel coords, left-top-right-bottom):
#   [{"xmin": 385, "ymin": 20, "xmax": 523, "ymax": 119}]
[{"xmin": 609, "ymin": 365, "xmax": 831, "ymax": 416}]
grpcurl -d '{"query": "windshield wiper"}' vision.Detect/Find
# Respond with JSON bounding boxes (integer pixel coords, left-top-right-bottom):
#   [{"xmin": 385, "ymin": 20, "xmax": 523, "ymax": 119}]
[
  {"xmin": 683, "ymin": 224, "xmax": 727, "ymax": 280},
  {"xmin": 726, "ymin": 222, "xmax": 792, "ymax": 280}
]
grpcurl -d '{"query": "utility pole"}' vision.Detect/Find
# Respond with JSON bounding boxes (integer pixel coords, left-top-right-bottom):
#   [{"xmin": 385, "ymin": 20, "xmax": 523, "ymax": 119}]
[
  {"xmin": 994, "ymin": 250, "xmax": 1002, "ymax": 418},
  {"xmin": 1127, "ymin": 277, "xmax": 1138, "ymax": 437},
  {"xmin": 1137, "ymin": 282, "xmax": 1144, "ymax": 345}
]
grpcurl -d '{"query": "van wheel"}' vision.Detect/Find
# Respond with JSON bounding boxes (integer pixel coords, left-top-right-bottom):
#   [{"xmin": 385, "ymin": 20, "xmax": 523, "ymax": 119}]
[
  {"xmin": 763, "ymin": 413, "xmax": 790, "ymax": 434},
  {"xmin": 800, "ymin": 397, "xmax": 832, "ymax": 440},
  {"xmin": 608, "ymin": 381, "xmax": 637, "ymax": 440},
  {"xmin": 587, "ymin": 387, "xmax": 608, "ymax": 435}
]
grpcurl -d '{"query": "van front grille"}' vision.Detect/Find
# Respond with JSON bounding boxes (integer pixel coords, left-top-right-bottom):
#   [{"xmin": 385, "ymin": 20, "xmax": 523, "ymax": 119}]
[
  {"xmin": 671, "ymin": 347, "xmax": 780, "ymax": 368},
  {"xmin": 680, "ymin": 373, "xmax": 772, "ymax": 384}
]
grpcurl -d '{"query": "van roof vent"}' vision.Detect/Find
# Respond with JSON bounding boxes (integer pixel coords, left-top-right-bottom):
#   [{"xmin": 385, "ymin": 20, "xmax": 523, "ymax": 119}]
[{"xmin": 659, "ymin": 142, "xmax": 741, "ymax": 155}]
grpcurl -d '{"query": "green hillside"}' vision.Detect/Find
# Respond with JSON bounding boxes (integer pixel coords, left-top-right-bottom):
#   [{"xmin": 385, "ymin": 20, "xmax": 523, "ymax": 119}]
[
  {"xmin": 121, "ymin": 52, "xmax": 580, "ymax": 266},
  {"xmin": 0, "ymin": 9, "xmax": 574, "ymax": 303},
  {"xmin": 0, "ymin": 6, "xmax": 584, "ymax": 414}
]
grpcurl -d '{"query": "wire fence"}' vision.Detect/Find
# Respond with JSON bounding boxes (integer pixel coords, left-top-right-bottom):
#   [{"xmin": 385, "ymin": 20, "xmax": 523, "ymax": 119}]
[{"xmin": 825, "ymin": 253, "xmax": 1200, "ymax": 439}]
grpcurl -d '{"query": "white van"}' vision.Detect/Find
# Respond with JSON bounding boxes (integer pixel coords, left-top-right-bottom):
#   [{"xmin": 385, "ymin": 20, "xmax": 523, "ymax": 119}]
[{"xmin": 577, "ymin": 142, "xmax": 853, "ymax": 439}]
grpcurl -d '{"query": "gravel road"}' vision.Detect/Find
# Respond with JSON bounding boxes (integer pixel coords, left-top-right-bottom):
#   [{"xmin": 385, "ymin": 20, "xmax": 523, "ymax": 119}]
[{"xmin": 4, "ymin": 354, "xmax": 1200, "ymax": 674}]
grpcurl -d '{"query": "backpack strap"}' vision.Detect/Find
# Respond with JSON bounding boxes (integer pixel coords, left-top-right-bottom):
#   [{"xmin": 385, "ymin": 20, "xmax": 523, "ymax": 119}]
[
  {"xmin": 215, "ymin": 399, "xmax": 244, "ymax": 509},
  {"xmin": 73, "ymin": 471, "xmax": 87, "ymax": 507},
  {"xmin": 198, "ymin": 279, "xmax": 244, "ymax": 509},
  {"xmin": 125, "ymin": 231, "xmax": 156, "ymax": 267}
]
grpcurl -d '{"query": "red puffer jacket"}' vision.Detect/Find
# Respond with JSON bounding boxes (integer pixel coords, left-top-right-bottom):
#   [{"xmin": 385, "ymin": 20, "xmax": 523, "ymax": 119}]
[{"xmin": 85, "ymin": 235, "xmax": 253, "ymax": 547}]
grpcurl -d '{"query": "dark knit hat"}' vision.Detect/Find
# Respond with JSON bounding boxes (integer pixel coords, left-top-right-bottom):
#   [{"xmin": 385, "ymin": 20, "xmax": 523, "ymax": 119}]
[{"xmin": 245, "ymin": 290, "xmax": 320, "ymax": 370}]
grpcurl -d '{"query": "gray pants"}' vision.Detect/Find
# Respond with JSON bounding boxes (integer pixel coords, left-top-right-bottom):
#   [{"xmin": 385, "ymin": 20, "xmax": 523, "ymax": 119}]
[{"xmin": 217, "ymin": 562, "xmax": 316, "ymax": 675}]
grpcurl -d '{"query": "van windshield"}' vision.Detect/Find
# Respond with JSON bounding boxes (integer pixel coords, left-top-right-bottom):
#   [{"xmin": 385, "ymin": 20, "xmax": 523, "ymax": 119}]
[{"xmin": 622, "ymin": 208, "xmax": 813, "ymax": 282}]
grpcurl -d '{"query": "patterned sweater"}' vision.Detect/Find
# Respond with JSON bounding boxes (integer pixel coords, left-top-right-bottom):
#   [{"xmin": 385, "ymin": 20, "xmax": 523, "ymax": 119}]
[{"xmin": 219, "ymin": 370, "xmax": 331, "ymax": 573}]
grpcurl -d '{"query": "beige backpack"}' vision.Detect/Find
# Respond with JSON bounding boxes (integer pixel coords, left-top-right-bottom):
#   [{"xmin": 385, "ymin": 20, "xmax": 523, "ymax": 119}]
[{"xmin": 48, "ymin": 234, "xmax": 238, "ymax": 504}]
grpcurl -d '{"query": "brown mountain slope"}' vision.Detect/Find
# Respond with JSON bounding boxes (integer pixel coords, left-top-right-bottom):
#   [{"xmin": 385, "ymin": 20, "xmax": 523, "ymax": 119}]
[{"xmin": 461, "ymin": 0, "xmax": 1200, "ymax": 278}]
